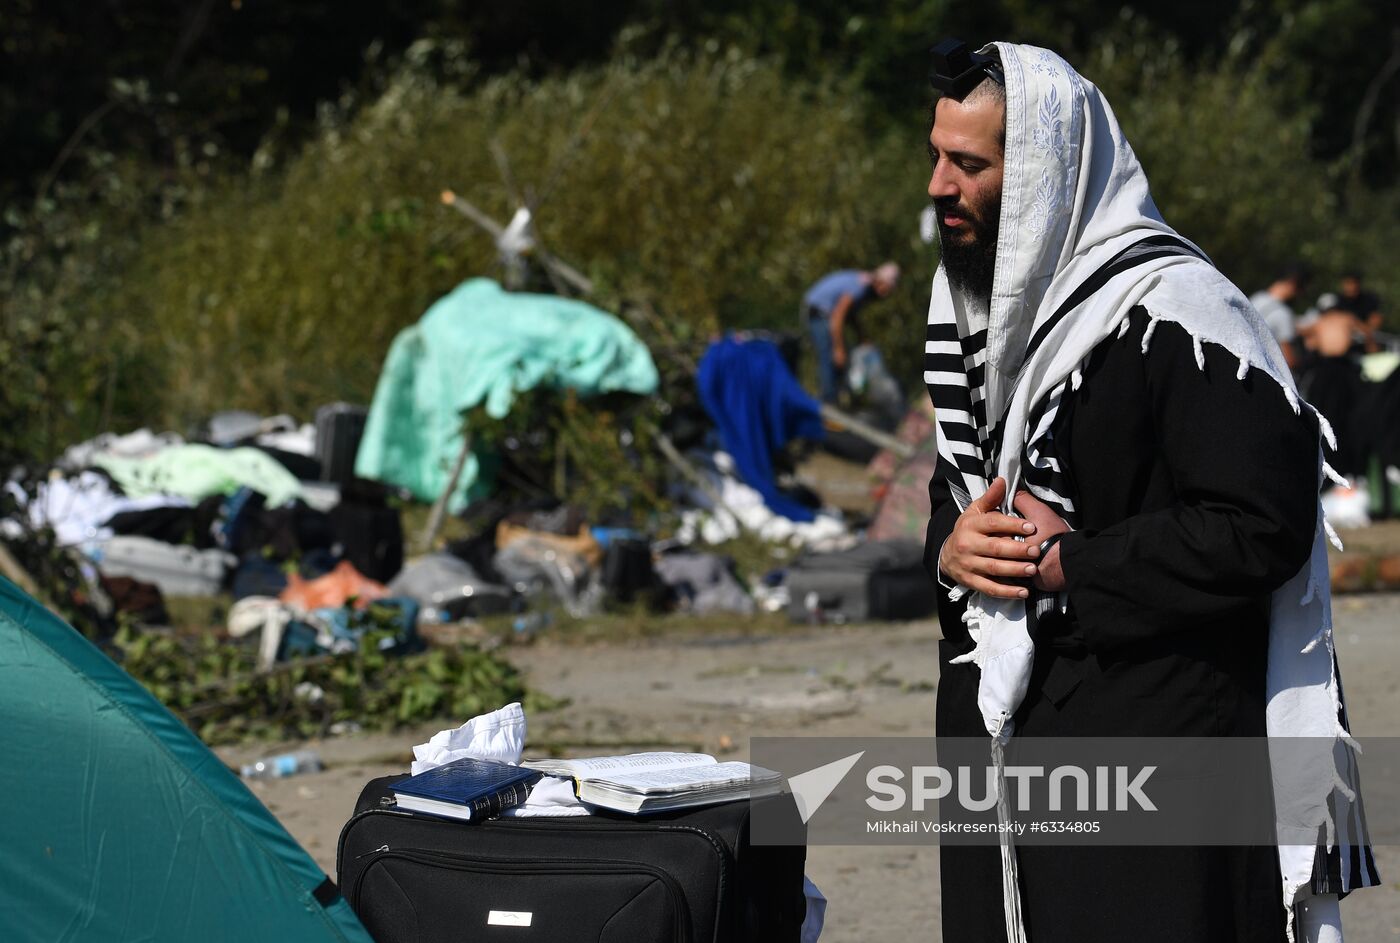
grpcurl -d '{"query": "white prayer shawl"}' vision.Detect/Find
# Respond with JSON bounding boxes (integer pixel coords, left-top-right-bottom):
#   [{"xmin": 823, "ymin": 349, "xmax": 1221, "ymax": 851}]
[{"xmin": 924, "ymin": 42, "xmax": 1375, "ymax": 942}]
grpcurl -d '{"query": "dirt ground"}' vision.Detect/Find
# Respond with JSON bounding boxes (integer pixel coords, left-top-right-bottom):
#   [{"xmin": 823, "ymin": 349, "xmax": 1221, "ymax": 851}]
[{"xmin": 217, "ymin": 588, "xmax": 1400, "ymax": 941}]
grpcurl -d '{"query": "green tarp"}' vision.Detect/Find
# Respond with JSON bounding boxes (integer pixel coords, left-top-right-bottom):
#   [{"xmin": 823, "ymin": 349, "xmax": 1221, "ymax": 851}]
[
  {"xmin": 0, "ymin": 577, "xmax": 373, "ymax": 943},
  {"xmin": 94, "ymin": 444, "xmax": 303, "ymax": 507},
  {"xmin": 354, "ymin": 278, "xmax": 660, "ymax": 512}
]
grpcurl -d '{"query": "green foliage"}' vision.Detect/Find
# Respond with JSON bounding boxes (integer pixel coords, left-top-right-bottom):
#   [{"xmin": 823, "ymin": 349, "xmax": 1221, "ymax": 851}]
[
  {"xmin": 75, "ymin": 45, "xmax": 933, "ymax": 436},
  {"xmin": 1086, "ymin": 29, "xmax": 1398, "ymax": 296},
  {"xmin": 111, "ymin": 621, "xmax": 536, "ymax": 745}
]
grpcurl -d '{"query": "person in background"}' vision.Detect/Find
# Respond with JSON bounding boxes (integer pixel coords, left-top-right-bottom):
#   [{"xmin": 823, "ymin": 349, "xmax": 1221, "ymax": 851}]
[
  {"xmin": 1249, "ymin": 263, "xmax": 1310, "ymax": 370},
  {"xmin": 1296, "ymin": 300, "xmax": 1373, "ymax": 481},
  {"xmin": 801, "ymin": 263, "xmax": 900, "ymax": 403},
  {"xmin": 1334, "ymin": 270, "xmax": 1383, "ymax": 330}
]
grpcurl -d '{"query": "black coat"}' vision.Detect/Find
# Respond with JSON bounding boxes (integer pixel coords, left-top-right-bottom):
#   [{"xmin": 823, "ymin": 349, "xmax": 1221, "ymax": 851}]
[{"xmin": 926, "ymin": 307, "xmax": 1319, "ymax": 942}]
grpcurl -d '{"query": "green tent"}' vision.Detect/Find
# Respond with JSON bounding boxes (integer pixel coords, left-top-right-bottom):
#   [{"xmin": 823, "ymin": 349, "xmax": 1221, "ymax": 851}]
[{"xmin": 0, "ymin": 576, "xmax": 374, "ymax": 943}]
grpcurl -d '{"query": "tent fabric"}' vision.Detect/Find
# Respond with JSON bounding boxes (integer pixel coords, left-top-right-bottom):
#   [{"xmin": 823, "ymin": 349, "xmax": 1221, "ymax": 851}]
[
  {"xmin": 0, "ymin": 576, "xmax": 373, "ymax": 943},
  {"xmin": 697, "ymin": 335, "xmax": 825, "ymax": 522},
  {"xmin": 93, "ymin": 444, "xmax": 303, "ymax": 508},
  {"xmin": 354, "ymin": 278, "xmax": 660, "ymax": 512}
]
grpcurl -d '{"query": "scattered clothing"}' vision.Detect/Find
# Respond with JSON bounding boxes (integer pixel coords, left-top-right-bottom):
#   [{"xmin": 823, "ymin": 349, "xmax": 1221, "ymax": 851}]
[
  {"xmin": 60, "ymin": 428, "xmax": 183, "ymax": 470},
  {"xmin": 697, "ymin": 335, "xmax": 826, "ymax": 521},
  {"xmin": 675, "ymin": 451, "xmax": 851, "ymax": 549},
  {"xmin": 279, "ymin": 560, "xmax": 388, "ymax": 611},
  {"xmin": 7, "ymin": 471, "xmax": 191, "ymax": 547},
  {"xmin": 653, "ymin": 551, "xmax": 754, "ymax": 615},
  {"xmin": 93, "ymin": 444, "xmax": 303, "ymax": 508},
  {"xmin": 389, "ymin": 553, "xmax": 513, "ymax": 619},
  {"xmin": 355, "ymin": 278, "xmax": 659, "ymax": 512},
  {"xmin": 90, "ymin": 536, "xmax": 234, "ymax": 597}
]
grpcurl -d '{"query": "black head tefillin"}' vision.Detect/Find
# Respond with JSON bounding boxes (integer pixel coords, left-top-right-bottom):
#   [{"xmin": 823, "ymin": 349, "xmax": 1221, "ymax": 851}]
[{"xmin": 928, "ymin": 38, "xmax": 1004, "ymax": 98}]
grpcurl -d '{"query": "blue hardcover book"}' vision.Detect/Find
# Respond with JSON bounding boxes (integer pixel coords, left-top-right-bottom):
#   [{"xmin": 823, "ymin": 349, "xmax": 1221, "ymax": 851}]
[{"xmin": 392, "ymin": 757, "xmax": 543, "ymax": 822}]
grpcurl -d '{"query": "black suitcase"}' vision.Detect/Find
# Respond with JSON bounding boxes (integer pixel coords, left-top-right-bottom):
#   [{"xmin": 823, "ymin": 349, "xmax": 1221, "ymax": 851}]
[
  {"xmin": 316, "ymin": 402, "xmax": 369, "ymax": 484},
  {"xmin": 337, "ymin": 776, "xmax": 807, "ymax": 943},
  {"xmin": 329, "ymin": 485, "xmax": 405, "ymax": 583}
]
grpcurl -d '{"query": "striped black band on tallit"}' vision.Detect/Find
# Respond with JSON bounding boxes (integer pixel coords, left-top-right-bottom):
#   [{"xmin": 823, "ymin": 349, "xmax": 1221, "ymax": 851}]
[{"xmin": 925, "ymin": 233, "xmax": 1204, "ymax": 520}]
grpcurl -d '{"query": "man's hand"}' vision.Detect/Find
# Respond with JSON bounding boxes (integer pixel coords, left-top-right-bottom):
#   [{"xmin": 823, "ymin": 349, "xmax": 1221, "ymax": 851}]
[
  {"xmin": 1012, "ymin": 489, "xmax": 1071, "ymax": 592},
  {"xmin": 833, "ymin": 344, "xmax": 848, "ymax": 369},
  {"xmin": 938, "ymin": 477, "xmax": 1040, "ymax": 599}
]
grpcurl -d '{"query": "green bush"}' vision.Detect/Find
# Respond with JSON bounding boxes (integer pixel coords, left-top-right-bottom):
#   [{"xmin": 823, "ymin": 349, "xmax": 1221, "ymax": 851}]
[
  {"xmin": 112, "ymin": 622, "xmax": 539, "ymax": 745},
  {"xmin": 92, "ymin": 45, "xmax": 931, "ymax": 434}
]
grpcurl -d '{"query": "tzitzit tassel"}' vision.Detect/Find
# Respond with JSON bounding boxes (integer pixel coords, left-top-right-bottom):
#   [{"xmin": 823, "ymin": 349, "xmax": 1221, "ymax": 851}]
[
  {"xmin": 1323, "ymin": 517, "xmax": 1344, "ymax": 552},
  {"xmin": 1192, "ymin": 334, "xmax": 1206, "ymax": 371},
  {"xmin": 990, "ymin": 717, "xmax": 1030, "ymax": 943},
  {"xmin": 1140, "ymin": 318, "xmax": 1158, "ymax": 354}
]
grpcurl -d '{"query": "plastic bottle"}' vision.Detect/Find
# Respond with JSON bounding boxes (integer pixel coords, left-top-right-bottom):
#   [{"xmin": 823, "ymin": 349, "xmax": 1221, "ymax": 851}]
[
  {"xmin": 240, "ymin": 749, "xmax": 323, "ymax": 779},
  {"xmin": 512, "ymin": 611, "xmax": 552, "ymax": 640}
]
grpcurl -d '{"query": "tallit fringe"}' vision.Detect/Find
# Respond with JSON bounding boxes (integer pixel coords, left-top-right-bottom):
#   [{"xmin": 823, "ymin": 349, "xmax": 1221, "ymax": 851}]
[
  {"xmin": 1322, "ymin": 463, "xmax": 1349, "ymax": 489},
  {"xmin": 1323, "ymin": 517, "xmax": 1344, "ymax": 552},
  {"xmin": 1139, "ymin": 318, "xmax": 1157, "ymax": 353},
  {"xmin": 990, "ymin": 715, "xmax": 1031, "ymax": 943},
  {"xmin": 1310, "ymin": 406, "xmax": 1340, "ymax": 454},
  {"xmin": 1192, "ymin": 333, "xmax": 1206, "ymax": 371}
]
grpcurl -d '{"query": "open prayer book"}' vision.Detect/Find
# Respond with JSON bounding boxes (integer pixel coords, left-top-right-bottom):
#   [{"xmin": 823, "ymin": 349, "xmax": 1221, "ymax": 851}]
[{"xmin": 522, "ymin": 752, "xmax": 783, "ymax": 814}]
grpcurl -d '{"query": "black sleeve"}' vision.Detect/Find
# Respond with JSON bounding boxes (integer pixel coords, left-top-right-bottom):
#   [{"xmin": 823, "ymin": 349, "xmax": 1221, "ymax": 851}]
[
  {"xmin": 924, "ymin": 450, "xmax": 962, "ymax": 594},
  {"xmin": 1058, "ymin": 316, "xmax": 1319, "ymax": 650}
]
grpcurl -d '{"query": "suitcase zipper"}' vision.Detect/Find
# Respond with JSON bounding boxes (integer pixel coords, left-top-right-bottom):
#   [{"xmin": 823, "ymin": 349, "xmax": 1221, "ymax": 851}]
[{"xmin": 351, "ymin": 848, "xmax": 691, "ymax": 941}]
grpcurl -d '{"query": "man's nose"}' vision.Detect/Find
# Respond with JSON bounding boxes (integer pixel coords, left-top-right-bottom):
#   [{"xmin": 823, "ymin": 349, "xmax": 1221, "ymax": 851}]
[{"xmin": 928, "ymin": 163, "xmax": 958, "ymax": 201}]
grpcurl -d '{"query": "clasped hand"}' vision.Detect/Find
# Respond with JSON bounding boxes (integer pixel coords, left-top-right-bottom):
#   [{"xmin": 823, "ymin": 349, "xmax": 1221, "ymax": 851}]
[{"xmin": 937, "ymin": 477, "xmax": 1069, "ymax": 597}]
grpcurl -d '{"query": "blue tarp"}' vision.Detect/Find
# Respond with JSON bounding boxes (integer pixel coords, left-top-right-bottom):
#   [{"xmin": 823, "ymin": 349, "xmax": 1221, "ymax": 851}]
[{"xmin": 697, "ymin": 335, "xmax": 826, "ymax": 521}]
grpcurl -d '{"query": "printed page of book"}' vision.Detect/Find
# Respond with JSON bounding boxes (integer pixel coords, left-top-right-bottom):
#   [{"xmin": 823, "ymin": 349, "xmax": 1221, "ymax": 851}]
[
  {"xmin": 590, "ymin": 761, "xmax": 768, "ymax": 795},
  {"xmin": 523, "ymin": 752, "xmax": 715, "ymax": 778}
]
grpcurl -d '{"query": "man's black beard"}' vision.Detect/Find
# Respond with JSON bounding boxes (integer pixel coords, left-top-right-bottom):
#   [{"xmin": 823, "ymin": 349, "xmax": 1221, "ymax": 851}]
[{"xmin": 935, "ymin": 197, "xmax": 1000, "ymax": 303}]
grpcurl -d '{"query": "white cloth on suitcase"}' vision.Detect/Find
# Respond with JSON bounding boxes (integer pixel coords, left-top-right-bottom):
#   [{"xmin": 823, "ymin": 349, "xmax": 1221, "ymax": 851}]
[{"xmin": 410, "ymin": 701, "xmax": 588, "ymax": 816}]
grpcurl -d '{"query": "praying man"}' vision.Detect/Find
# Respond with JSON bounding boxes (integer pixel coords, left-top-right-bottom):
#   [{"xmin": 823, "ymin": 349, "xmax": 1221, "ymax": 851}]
[{"xmin": 921, "ymin": 41, "xmax": 1377, "ymax": 943}]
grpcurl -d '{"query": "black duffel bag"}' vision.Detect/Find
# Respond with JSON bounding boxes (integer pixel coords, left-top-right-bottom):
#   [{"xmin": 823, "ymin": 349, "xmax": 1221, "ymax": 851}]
[{"xmin": 337, "ymin": 776, "xmax": 808, "ymax": 943}]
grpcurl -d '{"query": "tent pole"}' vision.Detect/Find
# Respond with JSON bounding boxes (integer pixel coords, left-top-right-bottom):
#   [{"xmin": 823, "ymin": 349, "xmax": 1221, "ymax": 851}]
[
  {"xmin": 818, "ymin": 404, "xmax": 913, "ymax": 459},
  {"xmin": 420, "ymin": 431, "xmax": 473, "ymax": 553},
  {"xmin": 655, "ymin": 433, "xmax": 756, "ymax": 536}
]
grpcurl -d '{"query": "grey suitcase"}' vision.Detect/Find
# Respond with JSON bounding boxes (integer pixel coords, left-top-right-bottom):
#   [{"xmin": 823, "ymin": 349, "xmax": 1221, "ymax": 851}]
[{"xmin": 785, "ymin": 539, "xmax": 935, "ymax": 622}]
